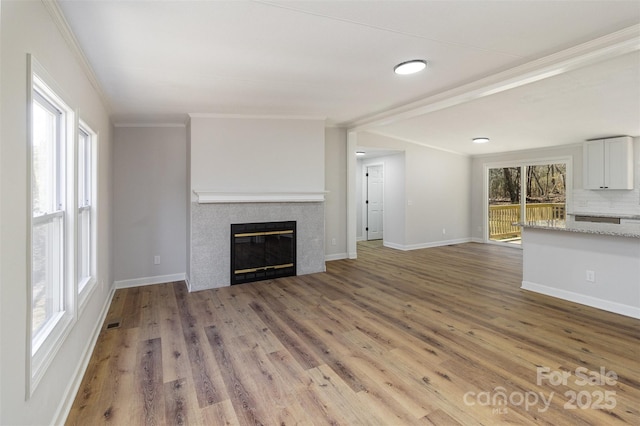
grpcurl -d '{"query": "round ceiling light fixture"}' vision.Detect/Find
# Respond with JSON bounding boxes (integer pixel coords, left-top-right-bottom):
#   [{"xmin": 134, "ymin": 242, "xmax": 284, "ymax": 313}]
[
  {"xmin": 394, "ymin": 59, "xmax": 427, "ymax": 75},
  {"xmin": 472, "ymin": 137, "xmax": 490, "ymax": 144}
]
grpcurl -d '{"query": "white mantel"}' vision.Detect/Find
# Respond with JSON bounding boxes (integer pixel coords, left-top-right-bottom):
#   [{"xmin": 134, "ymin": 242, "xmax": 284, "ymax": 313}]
[{"xmin": 194, "ymin": 191, "xmax": 326, "ymax": 204}]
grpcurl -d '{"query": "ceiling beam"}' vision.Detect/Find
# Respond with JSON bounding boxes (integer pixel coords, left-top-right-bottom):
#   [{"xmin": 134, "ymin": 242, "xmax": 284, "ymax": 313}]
[{"xmin": 346, "ymin": 24, "xmax": 640, "ymax": 133}]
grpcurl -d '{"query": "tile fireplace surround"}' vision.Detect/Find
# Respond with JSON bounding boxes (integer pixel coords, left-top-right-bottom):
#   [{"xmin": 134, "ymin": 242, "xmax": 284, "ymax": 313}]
[{"xmin": 189, "ymin": 192, "xmax": 326, "ymax": 291}]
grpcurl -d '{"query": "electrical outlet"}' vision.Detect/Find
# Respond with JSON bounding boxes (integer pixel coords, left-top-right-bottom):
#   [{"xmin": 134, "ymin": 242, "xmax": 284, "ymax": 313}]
[
  {"xmin": 331, "ymin": 238, "xmax": 336, "ymax": 246},
  {"xmin": 586, "ymin": 270, "xmax": 595, "ymax": 282},
  {"xmin": 442, "ymin": 228, "xmax": 446, "ymax": 235},
  {"xmin": 154, "ymin": 255, "xmax": 161, "ymax": 265}
]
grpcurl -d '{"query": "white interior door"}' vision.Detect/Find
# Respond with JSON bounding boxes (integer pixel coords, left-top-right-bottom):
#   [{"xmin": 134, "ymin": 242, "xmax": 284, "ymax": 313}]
[{"xmin": 366, "ymin": 165, "xmax": 384, "ymax": 240}]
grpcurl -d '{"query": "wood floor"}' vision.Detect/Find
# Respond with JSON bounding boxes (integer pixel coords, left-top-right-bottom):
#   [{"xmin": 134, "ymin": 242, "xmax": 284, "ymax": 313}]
[{"xmin": 66, "ymin": 242, "xmax": 640, "ymax": 425}]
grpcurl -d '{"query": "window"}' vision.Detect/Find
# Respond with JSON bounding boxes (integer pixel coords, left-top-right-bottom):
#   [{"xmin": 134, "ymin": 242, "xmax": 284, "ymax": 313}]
[
  {"xmin": 31, "ymin": 90, "xmax": 65, "ymax": 340},
  {"xmin": 77, "ymin": 122, "xmax": 96, "ymax": 300},
  {"xmin": 484, "ymin": 158, "xmax": 571, "ymax": 245},
  {"xmin": 29, "ymin": 61, "xmax": 76, "ymax": 391}
]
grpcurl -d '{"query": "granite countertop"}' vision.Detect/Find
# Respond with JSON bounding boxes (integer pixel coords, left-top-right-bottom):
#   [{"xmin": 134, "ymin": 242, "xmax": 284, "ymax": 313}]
[{"xmin": 516, "ymin": 218, "xmax": 640, "ymax": 238}]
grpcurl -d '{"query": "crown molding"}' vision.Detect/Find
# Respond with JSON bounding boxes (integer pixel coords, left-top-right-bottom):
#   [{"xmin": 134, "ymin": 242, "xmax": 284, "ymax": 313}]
[
  {"xmin": 346, "ymin": 24, "xmax": 640, "ymax": 132},
  {"xmin": 42, "ymin": 0, "xmax": 112, "ymax": 114},
  {"xmin": 113, "ymin": 122, "xmax": 187, "ymax": 128},
  {"xmin": 188, "ymin": 113, "xmax": 327, "ymax": 121}
]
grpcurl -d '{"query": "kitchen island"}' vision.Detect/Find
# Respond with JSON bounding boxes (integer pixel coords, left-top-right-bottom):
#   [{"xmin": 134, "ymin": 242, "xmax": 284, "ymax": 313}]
[{"xmin": 518, "ymin": 217, "xmax": 640, "ymax": 319}]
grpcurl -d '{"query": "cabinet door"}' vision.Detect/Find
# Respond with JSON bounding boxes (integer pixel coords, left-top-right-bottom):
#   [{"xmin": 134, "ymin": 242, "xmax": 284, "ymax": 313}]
[
  {"xmin": 584, "ymin": 140, "xmax": 605, "ymax": 189},
  {"xmin": 604, "ymin": 137, "xmax": 633, "ymax": 189}
]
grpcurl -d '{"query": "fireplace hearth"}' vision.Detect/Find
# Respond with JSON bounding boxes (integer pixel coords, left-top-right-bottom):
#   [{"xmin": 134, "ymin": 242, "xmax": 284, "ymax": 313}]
[{"xmin": 230, "ymin": 221, "xmax": 296, "ymax": 285}]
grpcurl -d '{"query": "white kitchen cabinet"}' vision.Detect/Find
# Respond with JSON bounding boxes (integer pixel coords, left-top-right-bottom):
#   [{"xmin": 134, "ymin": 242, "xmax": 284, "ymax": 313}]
[{"xmin": 584, "ymin": 136, "xmax": 634, "ymax": 190}]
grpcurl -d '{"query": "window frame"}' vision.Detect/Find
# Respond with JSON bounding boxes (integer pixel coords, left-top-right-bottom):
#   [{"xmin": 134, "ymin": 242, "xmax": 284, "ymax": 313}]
[
  {"xmin": 77, "ymin": 120, "xmax": 97, "ymax": 310},
  {"xmin": 27, "ymin": 56, "xmax": 77, "ymax": 394}
]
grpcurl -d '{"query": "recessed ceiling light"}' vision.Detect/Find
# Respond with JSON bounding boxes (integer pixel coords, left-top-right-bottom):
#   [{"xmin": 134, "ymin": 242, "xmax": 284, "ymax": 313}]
[
  {"xmin": 356, "ymin": 151, "xmax": 366, "ymax": 156},
  {"xmin": 394, "ymin": 59, "xmax": 427, "ymax": 75},
  {"xmin": 472, "ymin": 137, "xmax": 490, "ymax": 144}
]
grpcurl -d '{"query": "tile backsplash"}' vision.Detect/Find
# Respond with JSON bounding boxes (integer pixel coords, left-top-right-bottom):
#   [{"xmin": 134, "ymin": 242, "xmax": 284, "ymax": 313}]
[{"xmin": 573, "ymin": 188, "xmax": 640, "ymax": 215}]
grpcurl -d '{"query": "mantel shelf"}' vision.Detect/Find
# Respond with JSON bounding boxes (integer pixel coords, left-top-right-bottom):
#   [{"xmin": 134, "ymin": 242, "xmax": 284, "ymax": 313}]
[{"xmin": 194, "ymin": 191, "xmax": 326, "ymax": 204}]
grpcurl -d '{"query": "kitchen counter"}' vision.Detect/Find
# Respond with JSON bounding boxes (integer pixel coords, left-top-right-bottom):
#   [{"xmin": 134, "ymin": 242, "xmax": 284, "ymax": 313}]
[
  {"xmin": 517, "ymin": 218, "xmax": 640, "ymax": 238},
  {"xmin": 518, "ymin": 220, "xmax": 640, "ymax": 319}
]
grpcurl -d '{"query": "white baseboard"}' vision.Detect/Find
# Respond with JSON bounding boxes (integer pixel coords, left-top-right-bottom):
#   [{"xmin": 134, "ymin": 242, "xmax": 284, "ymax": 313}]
[
  {"xmin": 53, "ymin": 286, "xmax": 115, "ymax": 425},
  {"xmin": 114, "ymin": 273, "xmax": 186, "ymax": 289},
  {"xmin": 471, "ymin": 237, "xmax": 484, "ymax": 243},
  {"xmin": 382, "ymin": 241, "xmax": 404, "ymax": 250},
  {"xmin": 325, "ymin": 252, "xmax": 348, "ymax": 261},
  {"xmin": 384, "ymin": 237, "xmax": 472, "ymax": 251},
  {"xmin": 522, "ymin": 281, "xmax": 640, "ymax": 319}
]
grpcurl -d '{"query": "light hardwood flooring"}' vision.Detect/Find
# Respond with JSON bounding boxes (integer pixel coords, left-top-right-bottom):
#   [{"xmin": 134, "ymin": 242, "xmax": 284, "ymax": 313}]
[{"xmin": 66, "ymin": 242, "xmax": 639, "ymax": 425}]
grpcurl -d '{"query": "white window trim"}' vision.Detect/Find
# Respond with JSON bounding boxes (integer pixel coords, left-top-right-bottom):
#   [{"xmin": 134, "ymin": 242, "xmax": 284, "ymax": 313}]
[
  {"xmin": 27, "ymin": 55, "xmax": 77, "ymax": 396},
  {"xmin": 77, "ymin": 119, "xmax": 98, "ymax": 313}
]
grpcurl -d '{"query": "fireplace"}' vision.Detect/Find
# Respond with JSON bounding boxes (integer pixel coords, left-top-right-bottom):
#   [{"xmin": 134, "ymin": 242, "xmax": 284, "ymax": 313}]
[{"xmin": 230, "ymin": 221, "xmax": 296, "ymax": 285}]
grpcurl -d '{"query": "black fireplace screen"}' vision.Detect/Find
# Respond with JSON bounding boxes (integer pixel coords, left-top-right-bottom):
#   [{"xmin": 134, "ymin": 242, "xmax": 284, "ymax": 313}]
[{"xmin": 231, "ymin": 221, "xmax": 296, "ymax": 285}]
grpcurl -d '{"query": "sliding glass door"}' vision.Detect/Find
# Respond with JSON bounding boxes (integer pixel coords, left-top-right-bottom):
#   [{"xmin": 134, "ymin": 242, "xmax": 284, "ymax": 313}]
[
  {"xmin": 488, "ymin": 167, "xmax": 523, "ymax": 243},
  {"xmin": 487, "ymin": 162, "xmax": 567, "ymax": 244}
]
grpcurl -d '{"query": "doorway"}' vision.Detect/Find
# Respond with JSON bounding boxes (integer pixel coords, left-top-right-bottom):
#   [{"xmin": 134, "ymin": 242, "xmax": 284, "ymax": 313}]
[{"xmin": 366, "ymin": 164, "xmax": 384, "ymax": 241}]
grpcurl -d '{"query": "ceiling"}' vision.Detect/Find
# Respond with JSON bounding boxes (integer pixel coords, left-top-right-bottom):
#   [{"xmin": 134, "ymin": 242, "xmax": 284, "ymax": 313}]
[{"xmin": 57, "ymin": 0, "xmax": 640, "ymax": 155}]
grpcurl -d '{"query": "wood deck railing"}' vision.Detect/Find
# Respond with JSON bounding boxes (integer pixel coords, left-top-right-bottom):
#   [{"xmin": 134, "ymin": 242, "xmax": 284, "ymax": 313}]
[{"xmin": 489, "ymin": 203, "xmax": 565, "ymax": 240}]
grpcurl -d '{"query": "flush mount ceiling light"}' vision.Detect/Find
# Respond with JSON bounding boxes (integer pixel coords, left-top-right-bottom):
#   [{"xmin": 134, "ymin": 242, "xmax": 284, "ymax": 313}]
[
  {"xmin": 356, "ymin": 151, "xmax": 366, "ymax": 156},
  {"xmin": 394, "ymin": 59, "xmax": 427, "ymax": 75},
  {"xmin": 472, "ymin": 137, "xmax": 490, "ymax": 144}
]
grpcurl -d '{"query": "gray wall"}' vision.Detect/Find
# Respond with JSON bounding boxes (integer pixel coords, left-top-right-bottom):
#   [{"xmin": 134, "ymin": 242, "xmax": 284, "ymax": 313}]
[{"xmin": 113, "ymin": 126, "xmax": 187, "ymax": 284}]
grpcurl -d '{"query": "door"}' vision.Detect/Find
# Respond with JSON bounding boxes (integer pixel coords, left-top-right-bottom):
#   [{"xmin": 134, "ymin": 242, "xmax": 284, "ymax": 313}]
[
  {"xmin": 487, "ymin": 163, "xmax": 566, "ymax": 244},
  {"xmin": 366, "ymin": 165, "xmax": 384, "ymax": 240},
  {"xmin": 488, "ymin": 166, "xmax": 522, "ymax": 243}
]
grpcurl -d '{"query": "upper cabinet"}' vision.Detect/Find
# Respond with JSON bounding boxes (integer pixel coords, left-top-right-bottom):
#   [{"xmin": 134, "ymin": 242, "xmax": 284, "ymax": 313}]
[{"xmin": 584, "ymin": 136, "xmax": 634, "ymax": 190}]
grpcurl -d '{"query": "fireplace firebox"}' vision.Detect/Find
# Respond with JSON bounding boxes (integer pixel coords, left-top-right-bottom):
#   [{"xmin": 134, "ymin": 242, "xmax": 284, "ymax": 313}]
[{"xmin": 230, "ymin": 221, "xmax": 296, "ymax": 285}]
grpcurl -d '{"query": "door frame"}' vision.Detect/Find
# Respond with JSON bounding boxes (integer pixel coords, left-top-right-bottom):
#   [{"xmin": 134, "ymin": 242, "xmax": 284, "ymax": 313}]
[{"xmin": 483, "ymin": 156, "xmax": 572, "ymax": 246}]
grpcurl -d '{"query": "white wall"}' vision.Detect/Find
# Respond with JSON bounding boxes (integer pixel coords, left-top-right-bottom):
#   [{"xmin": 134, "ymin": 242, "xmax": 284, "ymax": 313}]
[
  {"xmin": 113, "ymin": 126, "xmax": 187, "ymax": 286},
  {"xmin": 324, "ymin": 127, "xmax": 348, "ymax": 260},
  {"xmin": 1, "ymin": 1, "xmax": 113, "ymax": 424},
  {"xmin": 190, "ymin": 116, "xmax": 325, "ymax": 194},
  {"xmin": 357, "ymin": 132, "xmax": 471, "ymax": 250},
  {"xmin": 356, "ymin": 154, "xmax": 406, "ymax": 246}
]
